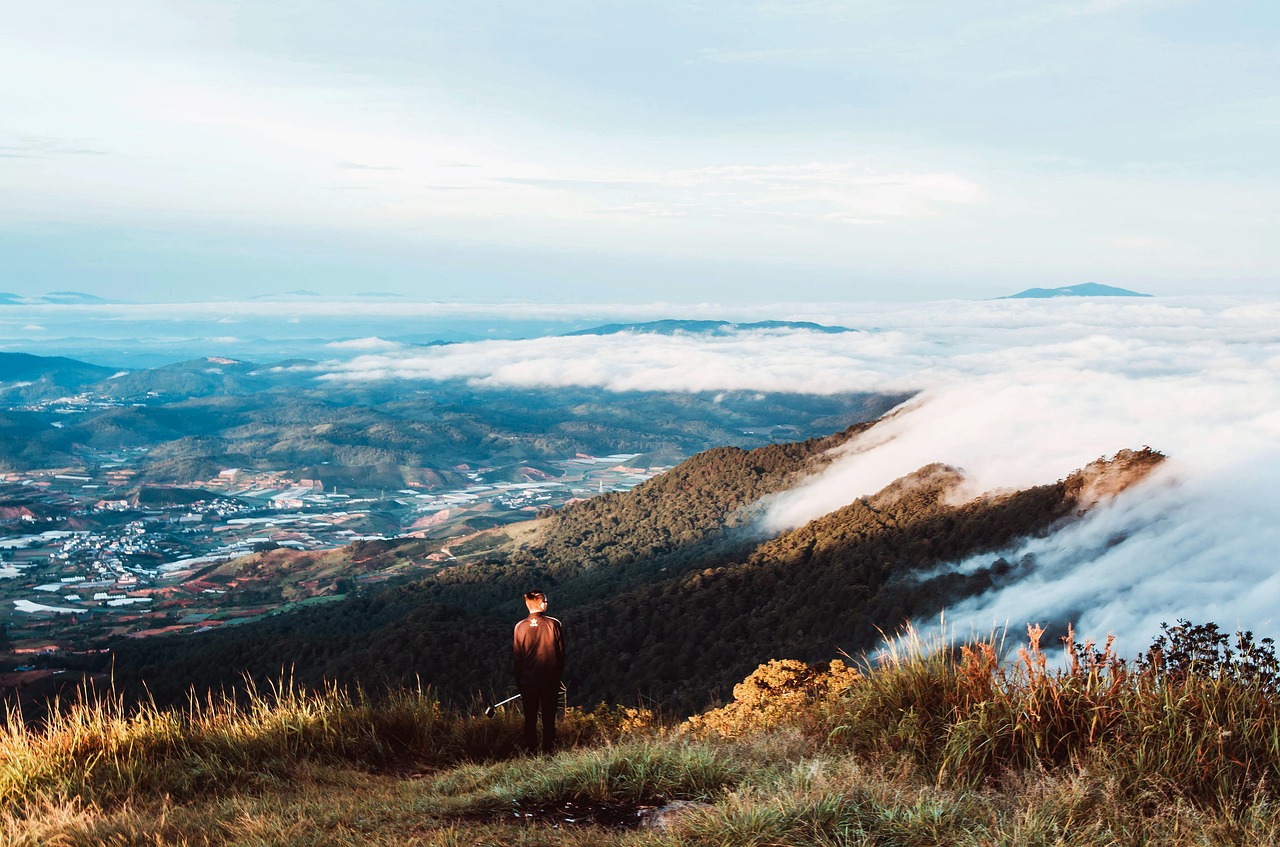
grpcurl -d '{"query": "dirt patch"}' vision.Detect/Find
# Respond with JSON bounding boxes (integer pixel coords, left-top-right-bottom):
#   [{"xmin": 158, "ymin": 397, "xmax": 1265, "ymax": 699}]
[{"xmin": 471, "ymin": 799, "xmax": 658, "ymax": 830}]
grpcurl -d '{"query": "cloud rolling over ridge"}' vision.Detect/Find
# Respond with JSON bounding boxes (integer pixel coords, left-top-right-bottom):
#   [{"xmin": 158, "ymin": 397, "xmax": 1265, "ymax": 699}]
[
  {"xmin": 924, "ymin": 454, "xmax": 1280, "ymax": 650},
  {"xmin": 313, "ymin": 296, "xmax": 1280, "ymax": 646}
]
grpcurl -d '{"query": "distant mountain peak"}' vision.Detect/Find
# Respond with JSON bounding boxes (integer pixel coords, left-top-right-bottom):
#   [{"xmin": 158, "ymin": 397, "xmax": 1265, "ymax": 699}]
[{"xmin": 999, "ymin": 283, "xmax": 1152, "ymax": 300}]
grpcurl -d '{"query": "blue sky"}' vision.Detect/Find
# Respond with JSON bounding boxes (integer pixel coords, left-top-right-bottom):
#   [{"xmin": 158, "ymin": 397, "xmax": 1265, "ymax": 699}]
[{"xmin": 1, "ymin": 0, "xmax": 1277, "ymax": 302}]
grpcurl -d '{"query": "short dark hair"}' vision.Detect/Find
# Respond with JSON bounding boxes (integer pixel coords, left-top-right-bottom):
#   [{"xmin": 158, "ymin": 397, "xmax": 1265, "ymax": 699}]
[{"xmin": 524, "ymin": 590, "xmax": 546, "ymax": 611}]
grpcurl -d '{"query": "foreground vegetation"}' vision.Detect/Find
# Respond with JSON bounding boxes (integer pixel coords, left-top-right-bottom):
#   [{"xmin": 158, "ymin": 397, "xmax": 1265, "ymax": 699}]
[{"xmin": 6, "ymin": 620, "xmax": 1280, "ymax": 846}]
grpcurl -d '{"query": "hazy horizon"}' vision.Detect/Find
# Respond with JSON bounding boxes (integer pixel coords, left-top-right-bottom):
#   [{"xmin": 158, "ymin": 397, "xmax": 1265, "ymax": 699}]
[{"xmin": 1, "ymin": 291, "xmax": 1264, "ymax": 366}]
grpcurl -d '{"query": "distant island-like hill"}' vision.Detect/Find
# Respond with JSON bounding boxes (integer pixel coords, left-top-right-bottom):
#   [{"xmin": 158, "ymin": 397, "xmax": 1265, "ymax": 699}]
[
  {"xmin": 567, "ymin": 319, "xmax": 852, "ymax": 336},
  {"xmin": 0, "ymin": 290, "xmax": 116, "ymax": 305},
  {"xmin": 999, "ymin": 283, "xmax": 1152, "ymax": 299}
]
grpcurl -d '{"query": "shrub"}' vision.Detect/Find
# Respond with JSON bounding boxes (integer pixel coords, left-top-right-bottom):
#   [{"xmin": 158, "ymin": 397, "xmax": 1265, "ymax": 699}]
[{"xmin": 683, "ymin": 658, "xmax": 859, "ymax": 739}]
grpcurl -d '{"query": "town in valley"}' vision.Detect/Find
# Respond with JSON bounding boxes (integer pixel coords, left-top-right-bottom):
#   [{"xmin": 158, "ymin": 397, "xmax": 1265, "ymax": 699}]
[{"xmin": 0, "ymin": 443, "xmax": 671, "ymax": 687}]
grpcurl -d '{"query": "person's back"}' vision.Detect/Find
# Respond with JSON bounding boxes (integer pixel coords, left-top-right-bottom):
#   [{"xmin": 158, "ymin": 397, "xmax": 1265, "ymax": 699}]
[
  {"xmin": 513, "ymin": 607, "xmax": 563, "ymax": 689},
  {"xmin": 513, "ymin": 590, "xmax": 563, "ymax": 754}
]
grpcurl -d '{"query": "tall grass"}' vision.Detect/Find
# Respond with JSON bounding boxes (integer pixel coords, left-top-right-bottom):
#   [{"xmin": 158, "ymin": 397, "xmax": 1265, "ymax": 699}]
[
  {"xmin": 7, "ymin": 620, "xmax": 1280, "ymax": 845},
  {"xmin": 0, "ymin": 677, "xmax": 463, "ymax": 809},
  {"xmin": 0, "ymin": 676, "xmax": 652, "ymax": 813},
  {"xmin": 826, "ymin": 622, "xmax": 1280, "ymax": 808}
]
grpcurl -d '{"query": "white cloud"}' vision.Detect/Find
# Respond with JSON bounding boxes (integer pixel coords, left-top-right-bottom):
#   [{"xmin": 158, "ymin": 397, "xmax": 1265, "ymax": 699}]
[
  {"xmin": 325, "ymin": 337, "xmax": 403, "ymax": 351},
  {"xmin": 314, "ymin": 327, "xmax": 910, "ymax": 393},
  {"xmin": 765, "ymin": 299, "xmax": 1280, "ymax": 647},
  {"xmin": 918, "ymin": 456, "xmax": 1280, "ymax": 651}
]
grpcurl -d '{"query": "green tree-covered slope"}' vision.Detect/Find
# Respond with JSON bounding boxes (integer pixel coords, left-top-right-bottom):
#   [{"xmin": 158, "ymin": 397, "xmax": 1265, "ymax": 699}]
[{"xmin": 96, "ymin": 427, "xmax": 1162, "ymax": 712}]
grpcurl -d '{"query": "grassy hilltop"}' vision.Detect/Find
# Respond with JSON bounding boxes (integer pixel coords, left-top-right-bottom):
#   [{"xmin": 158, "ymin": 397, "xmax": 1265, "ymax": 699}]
[{"xmin": 5, "ymin": 621, "xmax": 1280, "ymax": 845}]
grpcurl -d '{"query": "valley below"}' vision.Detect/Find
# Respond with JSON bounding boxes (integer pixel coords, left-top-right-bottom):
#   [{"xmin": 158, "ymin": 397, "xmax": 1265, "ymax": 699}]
[{"xmin": 0, "ymin": 348, "xmax": 904, "ymax": 702}]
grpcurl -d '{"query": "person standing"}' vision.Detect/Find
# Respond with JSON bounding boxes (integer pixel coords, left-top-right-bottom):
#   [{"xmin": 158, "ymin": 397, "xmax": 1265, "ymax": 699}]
[{"xmin": 513, "ymin": 590, "xmax": 564, "ymax": 755}]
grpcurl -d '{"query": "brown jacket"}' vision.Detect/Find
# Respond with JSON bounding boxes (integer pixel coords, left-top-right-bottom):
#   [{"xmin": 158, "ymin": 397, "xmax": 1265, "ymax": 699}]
[{"xmin": 513, "ymin": 613, "xmax": 564, "ymax": 688}]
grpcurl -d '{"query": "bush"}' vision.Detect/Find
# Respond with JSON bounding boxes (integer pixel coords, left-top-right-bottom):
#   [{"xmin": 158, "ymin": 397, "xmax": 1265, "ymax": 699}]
[{"xmin": 683, "ymin": 658, "xmax": 859, "ymax": 739}]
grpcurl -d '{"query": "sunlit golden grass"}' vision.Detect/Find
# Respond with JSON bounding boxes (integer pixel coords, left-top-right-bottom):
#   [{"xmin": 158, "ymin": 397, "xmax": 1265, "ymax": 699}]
[
  {"xmin": 2, "ymin": 677, "xmax": 450, "ymax": 810},
  {"xmin": 6, "ymin": 620, "xmax": 1280, "ymax": 845}
]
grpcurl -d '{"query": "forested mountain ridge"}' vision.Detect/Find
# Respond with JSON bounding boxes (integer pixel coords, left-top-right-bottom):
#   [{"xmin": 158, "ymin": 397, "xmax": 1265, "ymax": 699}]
[
  {"xmin": 92, "ymin": 429, "xmax": 1163, "ymax": 712},
  {"xmin": 525, "ymin": 423, "xmax": 873, "ymax": 573},
  {"xmin": 0, "ymin": 352, "xmax": 117, "ymax": 393},
  {"xmin": 567, "ymin": 448, "xmax": 1162, "ymax": 707}
]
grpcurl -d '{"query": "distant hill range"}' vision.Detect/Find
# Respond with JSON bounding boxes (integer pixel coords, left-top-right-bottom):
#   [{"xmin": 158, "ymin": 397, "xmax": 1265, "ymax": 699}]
[
  {"xmin": 0, "ymin": 353, "xmax": 311, "ymax": 402},
  {"xmin": 92, "ymin": 356, "xmax": 313, "ymax": 397},
  {"xmin": 0, "ymin": 291, "xmax": 115, "ymax": 305},
  {"xmin": 999, "ymin": 283, "xmax": 1152, "ymax": 299},
  {"xmin": 566, "ymin": 319, "xmax": 853, "ymax": 336}
]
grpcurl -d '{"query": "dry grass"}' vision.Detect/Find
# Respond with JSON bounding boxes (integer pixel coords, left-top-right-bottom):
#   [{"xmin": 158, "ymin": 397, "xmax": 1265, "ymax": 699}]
[
  {"xmin": 825, "ymin": 622, "xmax": 1280, "ymax": 809},
  {"xmin": 1, "ymin": 678, "xmax": 457, "ymax": 810},
  {"xmin": 6, "ymin": 620, "xmax": 1280, "ymax": 845},
  {"xmin": 0, "ymin": 676, "xmax": 657, "ymax": 816}
]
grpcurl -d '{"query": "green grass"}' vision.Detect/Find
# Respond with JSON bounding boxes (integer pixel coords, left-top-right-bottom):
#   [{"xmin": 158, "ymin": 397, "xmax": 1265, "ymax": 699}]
[{"xmin": 6, "ymin": 621, "xmax": 1280, "ymax": 845}]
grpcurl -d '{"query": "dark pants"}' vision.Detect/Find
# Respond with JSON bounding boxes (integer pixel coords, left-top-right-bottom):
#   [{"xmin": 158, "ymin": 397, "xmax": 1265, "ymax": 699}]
[{"xmin": 518, "ymin": 685, "xmax": 559, "ymax": 754}]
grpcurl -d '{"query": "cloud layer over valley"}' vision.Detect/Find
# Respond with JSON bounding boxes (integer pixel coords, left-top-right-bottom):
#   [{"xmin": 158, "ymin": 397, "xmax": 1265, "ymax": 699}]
[{"xmin": 313, "ymin": 296, "xmax": 1280, "ymax": 648}]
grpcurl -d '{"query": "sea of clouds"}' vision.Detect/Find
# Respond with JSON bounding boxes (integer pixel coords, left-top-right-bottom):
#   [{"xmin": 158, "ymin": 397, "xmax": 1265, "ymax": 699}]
[{"xmin": 307, "ymin": 295, "xmax": 1280, "ymax": 649}]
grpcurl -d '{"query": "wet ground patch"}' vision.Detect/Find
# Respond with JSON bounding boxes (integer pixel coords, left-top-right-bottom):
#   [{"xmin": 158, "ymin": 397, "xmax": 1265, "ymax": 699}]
[{"xmin": 471, "ymin": 798, "xmax": 659, "ymax": 830}]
